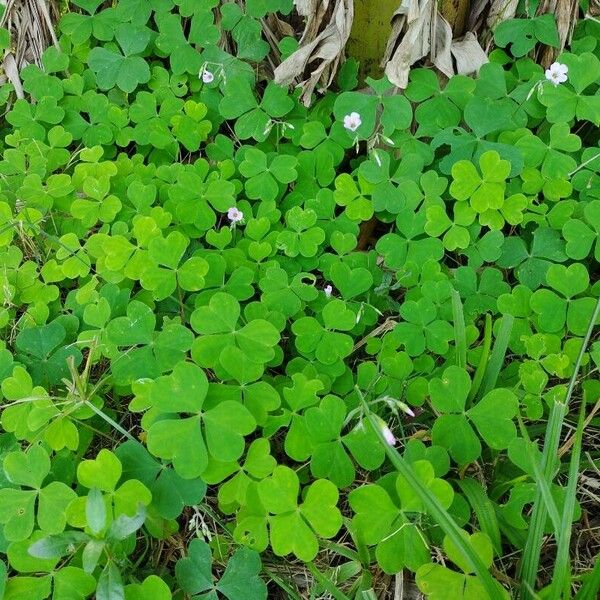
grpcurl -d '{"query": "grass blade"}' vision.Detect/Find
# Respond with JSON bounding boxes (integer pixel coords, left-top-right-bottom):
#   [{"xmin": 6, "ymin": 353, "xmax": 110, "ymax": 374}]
[
  {"xmin": 83, "ymin": 400, "xmax": 137, "ymax": 443},
  {"xmin": 263, "ymin": 567, "xmax": 303, "ymax": 600},
  {"xmin": 456, "ymin": 478, "xmax": 502, "ymax": 556},
  {"xmin": 356, "ymin": 590, "xmax": 378, "ymax": 600},
  {"xmin": 520, "ymin": 297, "xmax": 600, "ymax": 599},
  {"xmin": 362, "ymin": 404, "xmax": 503, "ymax": 599},
  {"xmin": 306, "ymin": 562, "xmax": 351, "ymax": 600},
  {"xmin": 574, "ymin": 556, "xmax": 600, "ymax": 599},
  {"xmin": 516, "ymin": 416, "xmax": 562, "ymax": 538},
  {"xmin": 550, "ymin": 393, "xmax": 588, "ymax": 600},
  {"xmin": 525, "ymin": 440, "xmax": 562, "ymax": 536},
  {"xmin": 452, "ymin": 289, "xmax": 467, "ymax": 369},
  {"xmin": 468, "ymin": 313, "xmax": 493, "ymax": 404},
  {"xmin": 321, "ymin": 540, "xmax": 361, "ymax": 563},
  {"xmin": 478, "ymin": 314, "xmax": 514, "ymax": 399}
]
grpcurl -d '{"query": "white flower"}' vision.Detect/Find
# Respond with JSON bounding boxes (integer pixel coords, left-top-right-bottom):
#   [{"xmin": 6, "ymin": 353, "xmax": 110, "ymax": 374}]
[
  {"xmin": 375, "ymin": 416, "xmax": 396, "ymax": 446},
  {"xmin": 227, "ymin": 207, "xmax": 243, "ymax": 223},
  {"xmin": 324, "ymin": 284, "xmax": 333, "ymax": 298},
  {"xmin": 381, "ymin": 424, "xmax": 396, "ymax": 446},
  {"xmin": 201, "ymin": 69, "xmax": 214, "ymax": 84},
  {"xmin": 343, "ymin": 111, "xmax": 362, "ymax": 133},
  {"xmin": 399, "ymin": 402, "xmax": 415, "ymax": 418},
  {"xmin": 545, "ymin": 62, "xmax": 568, "ymax": 85}
]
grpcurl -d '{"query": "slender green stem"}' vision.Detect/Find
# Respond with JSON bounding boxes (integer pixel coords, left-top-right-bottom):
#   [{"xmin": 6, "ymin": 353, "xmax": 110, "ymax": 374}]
[
  {"xmin": 263, "ymin": 567, "xmax": 303, "ymax": 600},
  {"xmin": 520, "ymin": 297, "xmax": 600, "ymax": 599},
  {"xmin": 468, "ymin": 313, "xmax": 493, "ymax": 404},
  {"xmin": 456, "ymin": 478, "xmax": 502, "ymax": 556},
  {"xmin": 83, "ymin": 400, "xmax": 137, "ymax": 444},
  {"xmin": 361, "ymin": 401, "xmax": 502, "ymax": 599},
  {"xmin": 568, "ymin": 151, "xmax": 600, "ymax": 176},
  {"xmin": 525, "ymin": 438, "xmax": 562, "ymax": 536},
  {"xmin": 452, "ymin": 289, "xmax": 467, "ymax": 369},
  {"xmin": 306, "ymin": 562, "xmax": 351, "ymax": 600},
  {"xmin": 574, "ymin": 557, "xmax": 600, "ymax": 599},
  {"xmin": 320, "ymin": 540, "xmax": 361, "ymax": 563},
  {"xmin": 479, "ymin": 314, "xmax": 514, "ymax": 399},
  {"xmin": 550, "ymin": 394, "xmax": 587, "ymax": 600}
]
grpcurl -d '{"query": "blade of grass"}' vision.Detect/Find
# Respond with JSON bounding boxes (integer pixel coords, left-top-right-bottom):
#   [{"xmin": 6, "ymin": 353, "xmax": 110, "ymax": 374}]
[
  {"xmin": 456, "ymin": 478, "xmax": 502, "ymax": 556},
  {"xmin": 452, "ymin": 289, "xmax": 467, "ymax": 369},
  {"xmin": 344, "ymin": 517, "xmax": 371, "ymax": 567},
  {"xmin": 306, "ymin": 561, "xmax": 351, "ymax": 600},
  {"xmin": 516, "ymin": 416, "xmax": 562, "ymax": 538},
  {"xmin": 83, "ymin": 400, "xmax": 138, "ymax": 443},
  {"xmin": 347, "ymin": 571, "xmax": 375, "ymax": 598},
  {"xmin": 321, "ymin": 540, "xmax": 361, "ymax": 563},
  {"xmin": 574, "ymin": 557, "xmax": 600, "ymax": 599},
  {"xmin": 522, "ymin": 430, "xmax": 562, "ymax": 537},
  {"xmin": 520, "ymin": 297, "xmax": 600, "ymax": 600},
  {"xmin": 478, "ymin": 314, "xmax": 514, "ymax": 399},
  {"xmin": 361, "ymin": 402, "xmax": 503, "ymax": 600},
  {"xmin": 550, "ymin": 394, "xmax": 588, "ymax": 600},
  {"xmin": 468, "ymin": 313, "xmax": 493, "ymax": 404},
  {"xmin": 356, "ymin": 589, "xmax": 377, "ymax": 600},
  {"xmin": 263, "ymin": 567, "xmax": 303, "ymax": 600}
]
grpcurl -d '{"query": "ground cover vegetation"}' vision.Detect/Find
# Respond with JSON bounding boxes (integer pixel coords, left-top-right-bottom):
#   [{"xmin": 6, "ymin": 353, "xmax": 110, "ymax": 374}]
[{"xmin": 0, "ymin": 1, "xmax": 599, "ymax": 598}]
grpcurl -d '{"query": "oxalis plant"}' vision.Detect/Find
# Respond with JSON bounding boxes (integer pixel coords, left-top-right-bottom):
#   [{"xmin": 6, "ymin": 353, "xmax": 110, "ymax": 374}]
[{"xmin": 0, "ymin": 2, "xmax": 599, "ymax": 599}]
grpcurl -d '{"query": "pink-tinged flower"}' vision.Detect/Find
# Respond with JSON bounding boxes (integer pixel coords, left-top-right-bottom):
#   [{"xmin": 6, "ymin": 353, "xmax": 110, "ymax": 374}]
[
  {"xmin": 324, "ymin": 284, "xmax": 333, "ymax": 298},
  {"xmin": 545, "ymin": 62, "xmax": 568, "ymax": 85},
  {"xmin": 381, "ymin": 424, "xmax": 396, "ymax": 446},
  {"xmin": 398, "ymin": 401, "xmax": 415, "ymax": 418},
  {"xmin": 227, "ymin": 207, "xmax": 243, "ymax": 223},
  {"xmin": 375, "ymin": 416, "xmax": 396, "ymax": 446},
  {"xmin": 201, "ymin": 69, "xmax": 214, "ymax": 84},
  {"xmin": 343, "ymin": 111, "xmax": 361, "ymax": 132}
]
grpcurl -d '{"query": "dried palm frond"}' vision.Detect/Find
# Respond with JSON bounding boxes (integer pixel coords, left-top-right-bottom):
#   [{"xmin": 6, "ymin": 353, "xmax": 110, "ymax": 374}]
[
  {"xmin": 273, "ymin": 0, "xmax": 489, "ymax": 100},
  {"xmin": 468, "ymin": 0, "xmax": 519, "ymax": 51},
  {"xmin": 0, "ymin": 0, "xmax": 60, "ymax": 98},
  {"xmin": 269, "ymin": 0, "xmax": 584, "ymax": 102},
  {"xmin": 274, "ymin": 0, "xmax": 354, "ymax": 105},
  {"xmin": 382, "ymin": 0, "xmax": 488, "ymax": 89}
]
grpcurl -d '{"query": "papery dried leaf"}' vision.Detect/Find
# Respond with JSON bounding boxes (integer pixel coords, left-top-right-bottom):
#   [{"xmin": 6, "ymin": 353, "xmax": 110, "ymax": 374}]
[
  {"xmin": 432, "ymin": 9, "xmax": 454, "ymax": 78},
  {"xmin": 485, "ymin": 0, "xmax": 519, "ymax": 29},
  {"xmin": 275, "ymin": 0, "xmax": 354, "ymax": 105},
  {"xmin": 383, "ymin": 0, "xmax": 487, "ymax": 88},
  {"xmin": 0, "ymin": 0, "xmax": 59, "ymax": 72},
  {"xmin": 452, "ymin": 31, "xmax": 489, "ymax": 75},
  {"xmin": 294, "ymin": 0, "xmax": 314, "ymax": 17},
  {"xmin": 382, "ymin": 0, "xmax": 422, "ymax": 67},
  {"xmin": 383, "ymin": 0, "xmax": 434, "ymax": 88},
  {"xmin": 299, "ymin": 0, "xmax": 334, "ymax": 43},
  {"xmin": 466, "ymin": 0, "xmax": 518, "ymax": 51},
  {"xmin": 2, "ymin": 53, "xmax": 25, "ymax": 99},
  {"xmin": 266, "ymin": 13, "xmax": 295, "ymax": 39}
]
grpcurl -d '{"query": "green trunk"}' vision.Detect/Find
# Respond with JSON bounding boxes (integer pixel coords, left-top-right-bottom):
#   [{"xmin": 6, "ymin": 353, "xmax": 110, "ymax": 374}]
[
  {"xmin": 439, "ymin": 0, "xmax": 470, "ymax": 36},
  {"xmin": 347, "ymin": 0, "xmax": 399, "ymax": 81},
  {"xmin": 347, "ymin": 0, "xmax": 472, "ymax": 82}
]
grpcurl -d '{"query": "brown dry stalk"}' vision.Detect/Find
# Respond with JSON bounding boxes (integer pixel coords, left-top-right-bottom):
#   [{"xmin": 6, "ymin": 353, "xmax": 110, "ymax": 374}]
[{"xmin": 0, "ymin": 0, "xmax": 60, "ymax": 98}]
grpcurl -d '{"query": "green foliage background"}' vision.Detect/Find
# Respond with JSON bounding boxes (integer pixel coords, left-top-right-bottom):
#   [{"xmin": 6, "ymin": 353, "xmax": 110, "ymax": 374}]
[{"xmin": 0, "ymin": 1, "xmax": 598, "ymax": 598}]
